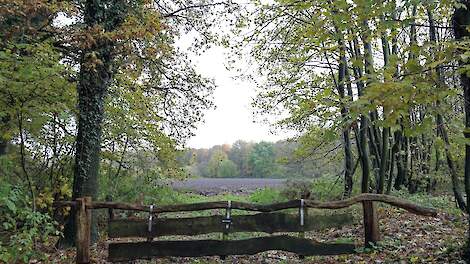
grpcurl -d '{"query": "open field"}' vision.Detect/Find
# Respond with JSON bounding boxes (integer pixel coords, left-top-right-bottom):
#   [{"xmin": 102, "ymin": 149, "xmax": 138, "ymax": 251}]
[{"xmin": 171, "ymin": 178, "xmax": 287, "ymax": 195}]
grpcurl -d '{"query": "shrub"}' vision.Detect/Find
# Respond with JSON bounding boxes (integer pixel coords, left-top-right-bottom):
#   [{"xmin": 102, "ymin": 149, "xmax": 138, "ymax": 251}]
[
  {"xmin": 310, "ymin": 176, "xmax": 344, "ymax": 201},
  {"xmin": 391, "ymin": 189, "xmax": 461, "ymax": 215},
  {"xmin": 249, "ymin": 188, "xmax": 285, "ymax": 204},
  {"xmin": 280, "ymin": 179, "xmax": 314, "ymax": 200},
  {"xmin": 0, "ymin": 184, "xmax": 59, "ymax": 263}
]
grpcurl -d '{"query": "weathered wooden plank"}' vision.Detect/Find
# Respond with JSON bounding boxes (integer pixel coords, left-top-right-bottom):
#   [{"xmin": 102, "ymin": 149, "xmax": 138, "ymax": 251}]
[
  {"xmin": 108, "ymin": 213, "xmax": 353, "ymax": 238},
  {"xmin": 54, "ymin": 194, "xmax": 438, "ymax": 216},
  {"xmin": 76, "ymin": 197, "xmax": 91, "ymax": 264},
  {"xmin": 108, "ymin": 235, "xmax": 356, "ymax": 261}
]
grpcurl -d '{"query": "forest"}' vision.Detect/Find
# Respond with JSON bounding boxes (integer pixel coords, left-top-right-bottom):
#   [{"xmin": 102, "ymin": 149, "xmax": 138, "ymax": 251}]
[
  {"xmin": 1, "ymin": 0, "xmax": 470, "ymax": 263},
  {"xmin": 181, "ymin": 140, "xmax": 341, "ymax": 179}
]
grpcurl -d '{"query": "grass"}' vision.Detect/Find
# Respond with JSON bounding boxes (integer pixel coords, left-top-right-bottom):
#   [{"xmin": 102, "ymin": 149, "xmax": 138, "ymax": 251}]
[
  {"xmin": 389, "ymin": 189, "xmax": 462, "ymax": 215},
  {"xmin": 141, "ymin": 177, "xmax": 460, "ymax": 215},
  {"xmin": 101, "ymin": 175, "xmax": 462, "ymax": 226}
]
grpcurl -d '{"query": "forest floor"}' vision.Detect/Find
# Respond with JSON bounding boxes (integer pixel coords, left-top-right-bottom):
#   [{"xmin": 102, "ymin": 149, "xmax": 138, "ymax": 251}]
[{"xmin": 42, "ymin": 196, "xmax": 468, "ymax": 264}]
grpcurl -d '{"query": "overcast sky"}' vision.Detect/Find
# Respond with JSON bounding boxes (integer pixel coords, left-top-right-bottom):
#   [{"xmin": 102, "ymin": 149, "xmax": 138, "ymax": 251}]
[{"xmin": 186, "ymin": 45, "xmax": 288, "ymax": 149}]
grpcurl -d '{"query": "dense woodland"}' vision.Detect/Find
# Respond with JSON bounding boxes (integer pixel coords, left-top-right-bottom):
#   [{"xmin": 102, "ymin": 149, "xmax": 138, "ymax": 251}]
[
  {"xmin": 231, "ymin": 0, "xmax": 469, "ymax": 200},
  {"xmin": 181, "ymin": 140, "xmax": 341, "ymax": 178},
  {"xmin": 1, "ymin": 0, "xmax": 470, "ymax": 262}
]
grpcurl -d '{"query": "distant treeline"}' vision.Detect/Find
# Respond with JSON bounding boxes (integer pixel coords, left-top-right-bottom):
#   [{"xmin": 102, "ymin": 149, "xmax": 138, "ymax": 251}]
[{"xmin": 180, "ymin": 140, "xmax": 341, "ymax": 178}]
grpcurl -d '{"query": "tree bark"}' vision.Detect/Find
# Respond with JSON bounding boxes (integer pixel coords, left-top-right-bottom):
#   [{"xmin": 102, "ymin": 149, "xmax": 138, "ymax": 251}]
[
  {"xmin": 378, "ymin": 35, "xmax": 391, "ymax": 194},
  {"xmin": 394, "ymin": 129, "xmax": 406, "ymax": 189},
  {"xmin": 361, "ymin": 19, "xmax": 376, "ymax": 193},
  {"xmin": 349, "ymin": 38, "xmax": 371, "ymax": 193},
  {"xmin": 0, "ymin": 138, "xmax": 7, "ymax": 156},
  {"xmin": 335, "ymin": 28, "xmax": 353, "ymax": 198},
  {"xmin": 59, "ymin": 0, "xmax": 124, "ymax": 247},
  {"xmin": 0, "ymin": 116, "xmax": 9, "ymax": 156},
  {"xmin": 452, "ymin": 0, "xmax": 470, "ymax": 258},
  {"xmin": 453, "ymin": 0, "xmax": 470, "ymax": 256},
  {"xmin": 386, "ymin": 141, "xmax": 395, "ymax": 194},
  {"xmin": 349, "ymin": 38, "xmax": 372, "ymax": 193},
  {"xmin": 428, "ymin": 6, "xmax": 467, "ymax": 210}
]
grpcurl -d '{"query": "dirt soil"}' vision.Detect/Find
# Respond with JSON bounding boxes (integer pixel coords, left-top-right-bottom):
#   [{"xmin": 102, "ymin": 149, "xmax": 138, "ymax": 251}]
[{"xmin": 170, "ymin": 178, "xmax": 286, "ymax": 195}]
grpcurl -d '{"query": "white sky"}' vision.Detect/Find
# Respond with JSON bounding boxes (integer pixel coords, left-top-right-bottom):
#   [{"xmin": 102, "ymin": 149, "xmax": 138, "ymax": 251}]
[
  {"xmin": 186, "ymin": 45, "xmax": 288, "ymax": 149},
  {"xmin": 55, "ymin": 10, "xmax": 290, "ymax": 149}
]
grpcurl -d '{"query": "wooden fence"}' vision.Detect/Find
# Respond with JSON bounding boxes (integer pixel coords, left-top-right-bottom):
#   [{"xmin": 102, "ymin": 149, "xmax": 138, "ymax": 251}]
[{"xmin": 53, "ymin": 194, "xmax": 438, "ymax": 263}]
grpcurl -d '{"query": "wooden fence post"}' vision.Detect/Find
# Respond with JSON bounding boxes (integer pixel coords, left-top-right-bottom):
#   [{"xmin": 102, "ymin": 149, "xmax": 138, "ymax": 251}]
[
  {"xmin": 220, "ymin": 201, "xmax": 232, "ymax": 260},
  {"xmin": 362, "ymin": 200, "xmax": 380, "ymax": 247},
  {"xmin": 76, "ymin": 197, "xmax": 92, "ymax": 264},
  {"xmin": 106, "ymin": 195, "xmax": 114, "ymax": 221},
  {"xmin": 298, "ymin": 199, "xmax": 306, "ymax": 259}
]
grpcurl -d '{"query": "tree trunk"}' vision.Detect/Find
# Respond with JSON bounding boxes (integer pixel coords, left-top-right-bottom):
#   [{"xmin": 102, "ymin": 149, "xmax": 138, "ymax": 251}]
[
  {"xmin": 361, "ymin": 19, "xmax": 376, "ymax": 193},
  {"xmin": 386, "ymin": 141, "xmax": 395, "ymax": 194},
  {"xmin": 378, "ymin": 128, "xmax": 390, "ymax": 194},
  {"xmin": 453, "ymin": 0, "xmax": 470, "ymax": 257},
  {"xmin": 0, "ymin": 138, "xmax": 7, "ymax": 156},
  {"xmin": 0, "ymin": 116, "xmax": 9, "ymax": 156},
  {"xmin": 363, "ymin": 24, "xmax": 382, "ymax": 185},
  {"xmin": 394, "ymin": 129, "xmax": 405, "ymax": 189},
  {"xmin": 428, "ymin": 6, "xmax": 466, "ymax": 210},
  {"xmin": 378, "ymin": 35, "xmax": 391, "ymax": 194},
  {"xmin": 335, "ymin": 29, "xmax": 353, "ymax": 198},
  {"xmin": 350, "ymin": 37, "xmax": 371, "ymax": 193},
  {"xmin": 59, "ymin": 0, "xmax": 120, "ymax": 247}
]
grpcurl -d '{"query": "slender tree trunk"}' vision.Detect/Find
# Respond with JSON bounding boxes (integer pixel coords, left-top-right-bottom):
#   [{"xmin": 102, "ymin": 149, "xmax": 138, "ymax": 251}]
[
  {"xmin": 365, "ymin": 33, "xmax": 382, "ymax": 178},
  {"xmin": 18, "ymin": 111, "xmax": 36, "ymax": 211},
  {"xmin": 394, "ymin": 129, "xmax": 405, "ymax": 189},
  {"xmin": 428, "ymin": 6, "xmax": 466, "ymax": 210},
  {"xmin": 0, "ymin": 138, "xmax": 6, "ymax": 156},
  {"xmin": 378, "ymin": 34, "xmax": 391, "ymax": 194},
  {"xmin": 386, "ymin": 141, "xmax": 395, "ymax": 194},
  {"xmin": 345, "ymin": 52, "xmax": 363, "ymax": 196},
  {"xmin": 387, "ymin": 6, "xmax": 399, "ymax": 194},
  {"xmin": 439, "ymin": 116, "xmax": 467, "ymax": 210},
  {"xmin": 0, "ymin": 116, "xmax": 9, "ymax": 156},
  {"xmin": 350, "ymin": 37, "xmax": 371, "ymax": 193},
  {"xmin": 361, "ymin": 19, "xmax": 377, "ymax": 192},
  {"xmin": 367, "ymin": 125, "xmax": 381, "ymax": 182},
  {"xmin": 335, "ymin": 32, "xmax": 353, "ymax": 198},
  {"xmin": 378, "ymin": 128, "xmax": 390, "ymax": 194},
  {"xmin": 406, "ymin": 5, "xmax": 419, "ymax": 193}
]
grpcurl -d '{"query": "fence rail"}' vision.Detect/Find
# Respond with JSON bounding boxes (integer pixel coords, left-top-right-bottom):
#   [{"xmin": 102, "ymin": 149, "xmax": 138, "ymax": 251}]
[
  {"xmin": 108, "ymin": 212, "xmax": 353, "ymax": 238},
  {"xmin": 53, "ymin": 194, "xmax": 438, "ymax": 263},
  {"xmin": 108, "ymin": 235, "xmax": 356, "ymax": 262},
  {"xmin": 54, "ymin": 193, "xmax": 437, "ymax": 215}
]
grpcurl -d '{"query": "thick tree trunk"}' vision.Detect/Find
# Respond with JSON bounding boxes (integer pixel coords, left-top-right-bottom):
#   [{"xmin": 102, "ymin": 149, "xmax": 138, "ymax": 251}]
[
  {"xmin": 453, "ymin": 0, "xmax": 470, "ymax": 256},
  {"xmin": 59, "ymin": 0, "xmax": 120, "ymax": 248}
]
